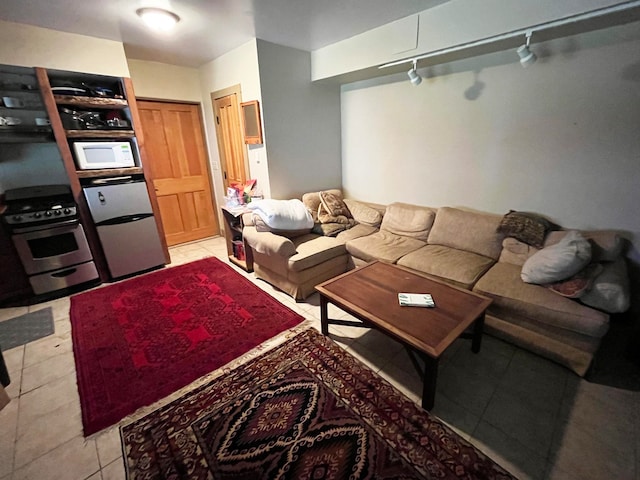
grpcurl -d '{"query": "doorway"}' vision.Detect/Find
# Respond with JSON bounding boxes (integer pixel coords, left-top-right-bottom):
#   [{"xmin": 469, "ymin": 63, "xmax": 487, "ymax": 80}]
[
  {"xmin": 137, "ymin": 100, "xmax": 220, "ymax": 246},
  {"xmin": 210, "ymin": 85, "xmax": 249, "ymax": 191}
]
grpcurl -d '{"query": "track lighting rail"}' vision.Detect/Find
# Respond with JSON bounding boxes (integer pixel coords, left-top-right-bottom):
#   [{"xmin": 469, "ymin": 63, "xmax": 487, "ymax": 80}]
[{"xmin": 378, "ymin": 0, "xmax": 640, "ymax": 70}]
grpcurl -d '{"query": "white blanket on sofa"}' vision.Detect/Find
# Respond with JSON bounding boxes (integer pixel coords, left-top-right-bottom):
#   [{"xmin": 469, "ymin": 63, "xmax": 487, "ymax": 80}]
[{"xmin": 247, "ymin": 199, "xmax": 314, "ymax": 230}]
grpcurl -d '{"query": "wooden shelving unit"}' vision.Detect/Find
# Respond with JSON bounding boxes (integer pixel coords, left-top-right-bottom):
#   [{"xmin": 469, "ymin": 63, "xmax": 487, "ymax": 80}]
[{"xmin": 35, "ymin": 67, "xmax": 171, "ymax": 280}]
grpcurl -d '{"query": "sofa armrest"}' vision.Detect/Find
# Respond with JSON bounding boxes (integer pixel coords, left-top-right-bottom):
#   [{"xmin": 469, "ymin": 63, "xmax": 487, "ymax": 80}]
[{"xmin": 243, "ymin": 226, "xmax": 297, "ymax": 257}]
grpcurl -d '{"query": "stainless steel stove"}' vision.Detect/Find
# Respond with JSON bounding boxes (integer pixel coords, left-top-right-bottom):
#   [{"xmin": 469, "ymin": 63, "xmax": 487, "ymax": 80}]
[
  {"xmin": 1, "ymin": 185, "xmax": 100, "ymax": 295},
  {"xmin": 2, "ymin": 185, "xmax": 78, "ymax": 229}
]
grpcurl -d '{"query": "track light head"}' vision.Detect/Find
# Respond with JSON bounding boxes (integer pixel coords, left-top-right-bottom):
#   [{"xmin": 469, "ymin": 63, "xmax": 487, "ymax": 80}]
[
  {"xmin": 517, "ymin": 31, "xmax": 537, "ymax": 67},
  {"xmin": 407, "ymin": 60, "xmax": 422, "ymax": 85}
]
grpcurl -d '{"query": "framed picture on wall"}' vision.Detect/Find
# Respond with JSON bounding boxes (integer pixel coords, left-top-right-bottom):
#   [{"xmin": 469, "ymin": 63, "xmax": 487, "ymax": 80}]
[{"xmin": 240, "ymin": 100, "xmax": 263, "ymax": 145}]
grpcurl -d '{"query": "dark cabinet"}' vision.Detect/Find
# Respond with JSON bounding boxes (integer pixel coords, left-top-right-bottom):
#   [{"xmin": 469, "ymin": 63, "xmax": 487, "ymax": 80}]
[{"xmin": 0, "ymin": 226, "xmax": 31, "ymax": 304}]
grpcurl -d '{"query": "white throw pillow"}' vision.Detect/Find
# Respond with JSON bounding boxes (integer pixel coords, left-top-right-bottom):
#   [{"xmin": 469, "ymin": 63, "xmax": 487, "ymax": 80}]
[
  {"xmin": 247, "ymin": 199, "xmax": 313, "ymax": 231},
  {"xmin": 521, "ymin": 230, "xmax": 591, "ymax": 284}
]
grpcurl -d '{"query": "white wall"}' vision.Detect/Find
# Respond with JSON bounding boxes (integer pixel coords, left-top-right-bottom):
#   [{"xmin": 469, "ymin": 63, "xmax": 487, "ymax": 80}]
[
  {"xmin": 256, "ymin": 41, "xmax": 342, "ymax": 199},
  {"xmin": 0, "ymin": 20, "xmax": 129, "ymax": 76},
  {"xmin": 341, "ymin": 24, "xmax": 640, "ymax": 269},
  {"xmin": 198, "ymin": 40, "xmax": 270, "ymax": 205},
  {"xmin": 127, "ymin": 59, "xmax": 202, "ymax": 103}
]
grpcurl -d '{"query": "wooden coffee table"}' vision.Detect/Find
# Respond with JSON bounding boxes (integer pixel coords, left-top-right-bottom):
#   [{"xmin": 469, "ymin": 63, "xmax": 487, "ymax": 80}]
[{"xmin": 315, "ymin": 261, "xmax": 492, "ymax": 410}]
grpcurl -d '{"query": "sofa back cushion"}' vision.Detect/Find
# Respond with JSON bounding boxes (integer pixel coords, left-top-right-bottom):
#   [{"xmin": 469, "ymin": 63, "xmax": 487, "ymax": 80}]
[
  {"xmin": 427, "ymin": 207, "xmax": 504, "ymax": 260},
  {"xmin": 380, "ymin": 202, "xmax": 436, "ymax": 241},
  {"xmin": 343, "ymin": 199, "xmax": 383, "ymax": 227}
]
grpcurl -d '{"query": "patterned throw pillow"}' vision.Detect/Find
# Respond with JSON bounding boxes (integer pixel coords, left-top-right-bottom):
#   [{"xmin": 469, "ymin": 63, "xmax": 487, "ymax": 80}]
[
  {"xmin": 319, "ymin": 191, "xmax": 351, "ymax": 218},
  {"xmin": 545, "ymin": 263, "xmax": 603, "ymax": 298},
  {"xmin": 498, "ymin": 210, "xmax": 552, "ymax": 248}
]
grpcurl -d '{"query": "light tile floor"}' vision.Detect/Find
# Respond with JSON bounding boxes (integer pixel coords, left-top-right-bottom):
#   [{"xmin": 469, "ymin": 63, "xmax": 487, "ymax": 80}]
[{"xmin": 0, "ymin": 236, "xmax": 638, "ymax": 479}]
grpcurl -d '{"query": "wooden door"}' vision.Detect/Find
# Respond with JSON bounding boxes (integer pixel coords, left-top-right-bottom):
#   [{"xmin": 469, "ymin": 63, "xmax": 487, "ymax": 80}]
[
  {"xmin": 211, "ymin": 90, "xmax": 248, "ymax": 190},
  {"xmin": 137, "ymin": 101, "xmax": 220, "ymax": 246}
]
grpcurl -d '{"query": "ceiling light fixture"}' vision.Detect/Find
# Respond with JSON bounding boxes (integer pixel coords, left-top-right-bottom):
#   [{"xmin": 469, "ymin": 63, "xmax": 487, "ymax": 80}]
[
  {"xmin": 408, "ymin": 60, "xmax": 422, "ymax": 86},
  {"xmin": 136, "ymin": 7, "xmax": 181, "ymax": 32},
  {"xmin": 516, "ymin": 31, "xmax": 537, "ymax": 67}
]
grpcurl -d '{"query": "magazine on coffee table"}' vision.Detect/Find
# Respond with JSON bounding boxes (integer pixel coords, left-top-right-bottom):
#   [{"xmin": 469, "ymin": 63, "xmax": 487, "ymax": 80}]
[{"xmin": 398, "ymin": 293, "xmax": 435, "ymax": 307}]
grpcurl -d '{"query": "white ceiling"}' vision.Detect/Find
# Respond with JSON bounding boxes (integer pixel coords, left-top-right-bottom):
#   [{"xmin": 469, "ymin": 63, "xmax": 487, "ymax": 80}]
[{"xmin": 0, "ymin": 0, "xmax": 446, "ymax": 67}]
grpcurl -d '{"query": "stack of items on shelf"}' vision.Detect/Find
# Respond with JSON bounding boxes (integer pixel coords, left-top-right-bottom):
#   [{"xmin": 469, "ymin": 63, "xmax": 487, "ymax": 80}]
[
  {"xmin": 232, "ymin": 237, "xmax": 246, "ymax": 261},
  {"xmin": 225, "ymin": 179, "xmax": 260, "ymax": 208}
]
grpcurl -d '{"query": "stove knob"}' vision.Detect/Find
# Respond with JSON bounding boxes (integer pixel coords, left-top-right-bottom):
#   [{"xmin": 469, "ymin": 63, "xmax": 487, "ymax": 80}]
[
  {"xmin": 12, "ymin": 215, "xmax": 22, "ymax": 222},
  {"xmin": 63, "ymin": 208, "xmax": 71, "ymax": 214},
  {"xmin": 34, "ymin": 212, "xmax": 42, "ymax": 218},
  {"xmin": 45, "ymin": 211, "xmax": 53, "ymax": 217},
  {"xmin": 54, "ymin": 210, "xmax": 62, "ymax": 216}
]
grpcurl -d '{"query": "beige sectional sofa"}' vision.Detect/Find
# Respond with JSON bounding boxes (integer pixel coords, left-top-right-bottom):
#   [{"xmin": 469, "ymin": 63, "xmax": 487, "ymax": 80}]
[{"xmin": 242, "ymin": 191, "xmax": 630, "ymax": 376}]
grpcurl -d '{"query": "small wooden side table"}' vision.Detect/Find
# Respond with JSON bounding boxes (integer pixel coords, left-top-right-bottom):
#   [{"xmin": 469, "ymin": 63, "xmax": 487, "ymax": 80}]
[{"xmin": 221, "ymin": 206, "xmax": 254, "ymax": 272}]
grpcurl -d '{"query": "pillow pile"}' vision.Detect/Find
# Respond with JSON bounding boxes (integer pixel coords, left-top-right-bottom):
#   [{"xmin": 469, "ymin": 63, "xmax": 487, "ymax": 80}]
[
  {"xmin": 310, "ymin": 191, "xmax": 356, "ymax": 237},
  {"xmin": 498, "ymin": 210, "xmax": 552, "ymax": 248},
  {"xmin": 248, "ymin": 199, "xmax": 313, "ymax": 237}
]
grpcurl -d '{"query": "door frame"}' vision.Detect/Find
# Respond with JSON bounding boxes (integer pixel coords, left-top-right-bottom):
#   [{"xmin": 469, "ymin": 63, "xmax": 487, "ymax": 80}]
[
  {"xmin": 136, "ymin": 97, "xmax": 220, "ymax": 241},
  {"xmin": 210, "ymin": 84, "xmax": 250, "ymax": 189}
]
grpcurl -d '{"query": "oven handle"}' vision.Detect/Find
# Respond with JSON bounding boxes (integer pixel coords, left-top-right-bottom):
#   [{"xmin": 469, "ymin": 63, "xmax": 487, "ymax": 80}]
[
  {"xmin": 51, "ymin": 268, "xmax": 77, "ymax": 278},
  {"xmin": 11, "ymin": 218, "xmax": 80, "ymax": 234}
]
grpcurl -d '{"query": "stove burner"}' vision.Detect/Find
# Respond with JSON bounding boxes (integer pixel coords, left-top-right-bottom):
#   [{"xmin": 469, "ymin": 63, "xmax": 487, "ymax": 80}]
[{"xmin": 2, "ymin": 184, "xmax": 78, "ymax": 229}]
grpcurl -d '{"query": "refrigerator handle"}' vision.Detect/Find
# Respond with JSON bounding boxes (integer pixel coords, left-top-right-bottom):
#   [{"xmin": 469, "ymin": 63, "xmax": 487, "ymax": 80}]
[{"xmin": 95, "ymin": 213, "xmax": 154, "ymax": 227}]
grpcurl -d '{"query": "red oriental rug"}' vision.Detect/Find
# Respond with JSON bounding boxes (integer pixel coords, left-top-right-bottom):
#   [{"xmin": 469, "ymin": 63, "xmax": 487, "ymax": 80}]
[
  {"xmin": 122, "ymin": 328, "xmax": 516, "ymax": 480},
  {"xmin": 70, "ymin": 257, "xmax": 305, "ymax": 436}
]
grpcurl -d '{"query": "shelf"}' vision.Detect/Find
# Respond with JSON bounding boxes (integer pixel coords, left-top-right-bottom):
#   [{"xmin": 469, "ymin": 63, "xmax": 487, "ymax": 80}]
[
  {"xmin": 0, "ymin": 125, "xmax": 52, "ymax": 133},
  {"xmin": 0, "ymin": 125, "xmax": 54, "ymax": 143},
  {"xmin": 0, "ymin": 86, "xmax": 40, "ymax": 94},
  {"xmin": 0, "ymin": 105, "xmax": 46, "ymax": 112},
  {"xmin": 53, "ymin": 95, "xmax": 128, "ymax": 109},
  {"xmin": 228, "ymin": 255, "xmax": 251, "ymax": 271},
  {"xmin": 65, "ymin": 129, "xmax": 135, "ymax": 139},
  {"xmin": 75, "ymin": 167, "xmax": 144, "ymax": 178}
]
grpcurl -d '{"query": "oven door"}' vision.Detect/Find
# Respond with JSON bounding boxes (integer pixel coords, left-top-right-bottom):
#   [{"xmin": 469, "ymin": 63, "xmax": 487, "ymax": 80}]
[{"xmin": 12, "ymin": 221, "xmax": 94, "ymax": 275}]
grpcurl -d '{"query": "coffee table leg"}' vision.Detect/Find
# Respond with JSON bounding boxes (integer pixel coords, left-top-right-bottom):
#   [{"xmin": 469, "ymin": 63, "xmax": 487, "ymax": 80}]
[
  {"xmin": 472, "ymin": 313, "xmax": 485, "ymax": 353},
  {"xmin": 320, "ymin": 295, "xmax": 329, "ymax": 335},
  {"xmin": 422, "ymin": 355, "xmax": 438, "ymax": 411}
]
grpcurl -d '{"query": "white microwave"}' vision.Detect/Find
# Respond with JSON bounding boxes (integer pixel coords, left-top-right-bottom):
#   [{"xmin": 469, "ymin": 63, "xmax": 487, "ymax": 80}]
[{"xmin": 73, "ymin": 141, "xmax": 136, "ymax": 170}]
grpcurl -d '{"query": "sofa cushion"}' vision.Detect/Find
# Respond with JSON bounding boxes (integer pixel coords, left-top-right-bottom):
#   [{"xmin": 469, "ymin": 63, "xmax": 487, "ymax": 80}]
[
  {"xmin": 346, "ymin": 230, "xmax": 425, "ymax": 263},
  {"xmin": 288, "ymin": 234, "xmax": 348, "ymax": 272},
  {"xmin": 380, "ymin": 203, "xmax": 436, "ymax": 241},
  {"xmin": 427, "ymin": 207, "xmax": 504, "ymax": 260},
  {"xmin": 243, "ymin": 226, "xmax": 297, "ymax": 257},
  {"xmin": 580, "ymin": 257, "xmax": 630, "ymax": 313},
  {"xmin": 343, "ymin": 199, "xmax": 382, "ymax": 227},
  {"xmin": 497, "ymin": 210, "xmax": 552, "ymax": 248},
  {"xmin": 335, "ymin": 224, "xmax": 378, "ymax": 242},
  {"xmin": 302, "ymin": 189, "xmax": 342, "ymax": 223},
  {"xmin": 521, "ymin": 231, "xmax": 591, "ymax": 284},
  {"xmin": 474, "ymin": 262, "xmax": 609, "ymax": 338},
  {"xmin": 499, "ymin": 237, "xmax": 537, "ymax": 266},
  {"xmin": 397, "ymin": 245, "xmax": 495, "ymax": 290}
]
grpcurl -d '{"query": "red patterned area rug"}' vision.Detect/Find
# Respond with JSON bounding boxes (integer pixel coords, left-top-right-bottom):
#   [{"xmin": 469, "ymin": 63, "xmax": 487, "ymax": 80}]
[
  {"xmin": 70, "ymin": 257, "xmax": 305, "ymax": 436},
  {"xmin": 122, "ymin": 328, "xmax": 516, "ymax": 480}
]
